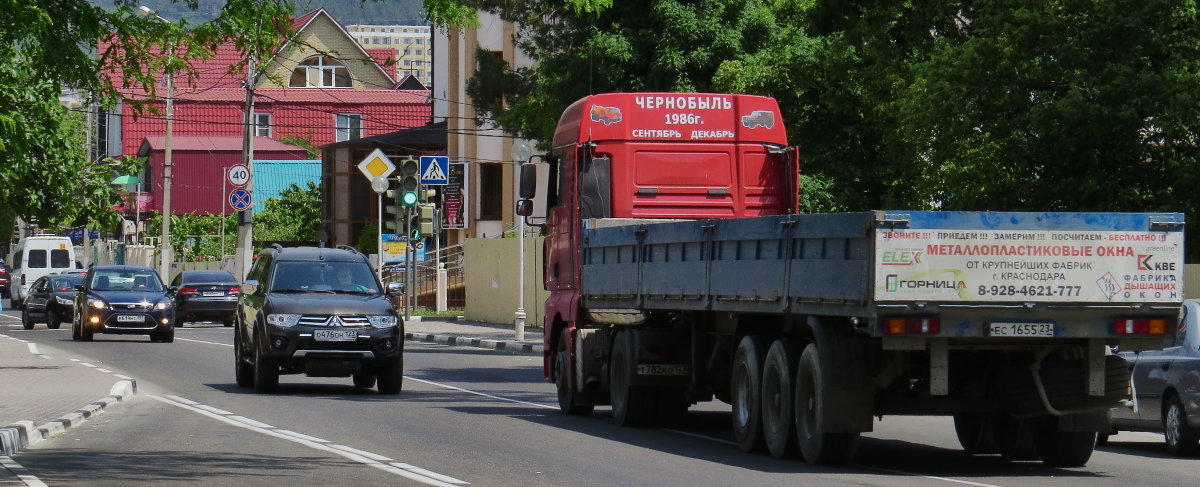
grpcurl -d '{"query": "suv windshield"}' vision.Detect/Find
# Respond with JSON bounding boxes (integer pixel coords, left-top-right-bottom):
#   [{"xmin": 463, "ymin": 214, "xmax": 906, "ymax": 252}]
[{"xmin": 270, "ymin": 261, "xmax": 380, "ymax": 294}]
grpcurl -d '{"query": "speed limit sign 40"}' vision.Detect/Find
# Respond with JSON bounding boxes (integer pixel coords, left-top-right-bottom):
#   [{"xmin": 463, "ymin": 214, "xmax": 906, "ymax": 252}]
[{"xmin": 227, "ymin": 163, "xmax": 250, "ymax": 187}]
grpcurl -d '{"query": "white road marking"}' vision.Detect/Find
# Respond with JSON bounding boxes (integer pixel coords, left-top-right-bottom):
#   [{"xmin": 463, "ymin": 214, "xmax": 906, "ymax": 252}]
[
  {"xmin": 329, "ymin": 444, "xmax": 392, "ymax": 462},
  {"xmin": 274, "ymin": 429, "xmax": 329, "ymax": 443},
  {"xmin": 175, "ymin": 337, "xmax": 230, "ymax": 347},
  {"xmin": 150, "ymin": 395, "xmax": 466, "ymax": 486},
  {"xmin": 163, "ymin": 333, "xmax": 996, "ymax": 485},
  {"xmin": 0, "ymin": 455, "xmax": 49, "ymax": 487},
  {"xmin": 392, "ymin": 463, "xmax": 470, "ymax": 485},
  {"xmin": 26, "ymin": 343, "xmax": 38, "ymax": 355}
]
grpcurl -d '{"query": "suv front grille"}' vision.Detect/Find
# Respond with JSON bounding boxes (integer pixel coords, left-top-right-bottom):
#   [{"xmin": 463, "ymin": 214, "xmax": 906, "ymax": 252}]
[{"xmin": 297, "ymin": 315, "xmax": 371, "ymax": 327}]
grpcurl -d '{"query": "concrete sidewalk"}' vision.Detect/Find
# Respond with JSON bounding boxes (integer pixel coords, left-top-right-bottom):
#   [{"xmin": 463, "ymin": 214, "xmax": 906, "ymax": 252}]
[
  {"xmin": 404, "ymin": 316, "xmax": 545, "ymax": 356},
  {"xmin": 0, "ymin": 332, "xmax": 137, "ymax": 458}
]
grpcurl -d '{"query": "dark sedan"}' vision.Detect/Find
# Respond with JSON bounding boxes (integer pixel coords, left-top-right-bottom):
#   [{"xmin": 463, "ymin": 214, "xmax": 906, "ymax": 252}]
[
  {"xmin": 71, "ymin": 265, "xmax": 176, "ymax": 343},
  {"xmin": 171, "ymin": 270, "xmax": 239, "ymax": 327},
  {"xmin": 1107, "ymin": 298, "xmax": 1200, "ymax": 455},
  {"xmin": 21, "ymin": 273, "xmax": 84, "ymax": 330}
]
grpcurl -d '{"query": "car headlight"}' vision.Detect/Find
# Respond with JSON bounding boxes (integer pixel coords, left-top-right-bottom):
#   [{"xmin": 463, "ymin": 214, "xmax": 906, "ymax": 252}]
[
  {"xmin": 367, "ymin": 315, "xmax": 398, "ymax": 329},
  {"xmin": 89, "ymin": 298, "xmax": 108, "ymax": 310},
  {"xmin": 56, "ymin": 296, "xmax": 73, "ymax": 306},
  {"xmin": 266, "ymin": 313, "xmax": 302, "ymax": 328},
  {"xmin": 154, "ymin": 299, "xmax": 171, "ymax": 310}
]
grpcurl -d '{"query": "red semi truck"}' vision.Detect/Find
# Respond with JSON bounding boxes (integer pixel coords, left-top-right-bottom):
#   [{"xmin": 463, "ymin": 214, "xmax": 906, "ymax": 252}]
[{"xmin": 515, "ymin": 92, "xmax": 1185, "ymax": 466}]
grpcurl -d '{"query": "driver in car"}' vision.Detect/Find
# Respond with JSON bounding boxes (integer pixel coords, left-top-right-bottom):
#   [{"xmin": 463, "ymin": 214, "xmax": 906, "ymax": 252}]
[{"xmin": 333, "ymin": 267, "xmax": 372, "ymax": 293}]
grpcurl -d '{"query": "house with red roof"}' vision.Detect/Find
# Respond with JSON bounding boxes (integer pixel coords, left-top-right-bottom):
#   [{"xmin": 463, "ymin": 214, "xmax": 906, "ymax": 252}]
[{"xmin": 98, "ymin": 8, "xmax": 431, "ymax": 217}]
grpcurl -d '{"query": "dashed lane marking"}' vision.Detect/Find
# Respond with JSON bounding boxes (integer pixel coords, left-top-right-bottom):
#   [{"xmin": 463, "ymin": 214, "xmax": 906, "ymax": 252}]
[{"xmin": 150, "ymin": 395, "xmax": 469, "ymax": 486}]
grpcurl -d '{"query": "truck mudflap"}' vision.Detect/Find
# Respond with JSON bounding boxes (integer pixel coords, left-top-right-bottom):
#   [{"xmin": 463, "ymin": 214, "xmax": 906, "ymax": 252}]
[{"xmin": 995, "ymin": 354, "xmax": 1130, "ymax": 416}]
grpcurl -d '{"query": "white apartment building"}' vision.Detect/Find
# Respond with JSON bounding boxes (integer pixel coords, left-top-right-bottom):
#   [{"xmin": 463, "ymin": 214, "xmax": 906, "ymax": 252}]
[{"xmin": 346, "ymin": 24, "xmax": 432, "ymax": 87}]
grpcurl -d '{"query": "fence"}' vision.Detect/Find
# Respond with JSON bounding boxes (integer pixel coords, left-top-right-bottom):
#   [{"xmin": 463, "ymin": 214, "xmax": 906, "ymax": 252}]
[{"xmin": 382, "ymin": 243, "xmax": 465, "ymax": 311}]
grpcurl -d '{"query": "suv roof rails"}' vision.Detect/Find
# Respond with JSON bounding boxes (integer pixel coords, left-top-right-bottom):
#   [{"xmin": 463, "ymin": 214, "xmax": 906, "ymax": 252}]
[
  {"xmin": 336, "ymin": 244, "xmax": 360, "ymax": 255},
  {"xmin": 270, "ymin": 243, "xmax": 284, "ymax": 251}
]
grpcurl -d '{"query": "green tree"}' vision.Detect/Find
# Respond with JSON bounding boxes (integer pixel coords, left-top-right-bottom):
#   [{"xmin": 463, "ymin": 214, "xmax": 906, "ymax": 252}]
[{"xmin": 253, "ymin": 181, "xmax": 323, "ymax": 242}]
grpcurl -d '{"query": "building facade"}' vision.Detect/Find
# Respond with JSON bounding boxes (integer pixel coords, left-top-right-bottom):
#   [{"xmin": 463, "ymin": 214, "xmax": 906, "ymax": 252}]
[
  {"xmin": 99, "ymin": 8, "xmax": 432, "ymax": 217},
  {"xmin": 346, "ymin": 24, "xmax": 432, "ymax": 87}
]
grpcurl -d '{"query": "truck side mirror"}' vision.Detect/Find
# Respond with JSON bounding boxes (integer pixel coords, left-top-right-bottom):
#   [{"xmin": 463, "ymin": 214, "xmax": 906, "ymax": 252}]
[
  {"xmin": 515, "ymin": 199, "xmax": 533, "ymax": 217},
  {"xmin": 519, "ymin": 164, "xmax": 537, "ymax": 199}
]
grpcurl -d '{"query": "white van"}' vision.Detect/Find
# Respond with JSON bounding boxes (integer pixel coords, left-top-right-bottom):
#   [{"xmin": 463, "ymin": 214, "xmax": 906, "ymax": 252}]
[{"xmin": 10, "ymin": 236, "xmax": 76, "ymax": 306}]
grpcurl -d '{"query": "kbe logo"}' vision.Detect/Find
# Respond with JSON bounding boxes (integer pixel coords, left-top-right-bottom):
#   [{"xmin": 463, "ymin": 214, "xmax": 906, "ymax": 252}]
[
  {"xmin": 1138, "ymin": 254, "xmax": 1176, "ymax": 271},
  {"xmin": 881, "ymin": 250, "xmax": 922, "ymax": 266}
]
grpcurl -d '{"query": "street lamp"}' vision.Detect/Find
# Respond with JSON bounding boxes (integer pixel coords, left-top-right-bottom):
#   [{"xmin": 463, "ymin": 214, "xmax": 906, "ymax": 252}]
[
  {"xmin": 138, "ymin": 5, "xmax": 174, "ymax": 281},
  {"xmin": 510, "ymin": 140, "xmax": 533, "ymax": 342}
]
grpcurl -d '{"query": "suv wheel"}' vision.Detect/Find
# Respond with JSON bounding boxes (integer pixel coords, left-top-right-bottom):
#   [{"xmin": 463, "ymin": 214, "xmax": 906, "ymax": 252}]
[
  {"xmin": 353, "ymin": 372, "xmax": 377, "ymax": 388},
  {"xmin": 234, "ymin": 330, "xmax": 254, "ymax": 388},
  {"xmin": 377, "ymin": 357, "xmax": 404, "ymax": 395},
  {"xmin": 253, "ymin": 338, "xmax": 279, "ymax": 393}
]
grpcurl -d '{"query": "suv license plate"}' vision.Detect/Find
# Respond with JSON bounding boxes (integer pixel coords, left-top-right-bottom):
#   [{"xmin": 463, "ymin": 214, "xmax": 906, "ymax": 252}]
[
  {"xmin": 116, "ymin": 314, "xmax": 143, "ymax": 323},
  {"xmin": 988, "ymin": 322, "xmax": 1054, "ymax": 337},
  {"xmin": 314, "ymin": 329, "xmax": 358, "ymax": 341}
]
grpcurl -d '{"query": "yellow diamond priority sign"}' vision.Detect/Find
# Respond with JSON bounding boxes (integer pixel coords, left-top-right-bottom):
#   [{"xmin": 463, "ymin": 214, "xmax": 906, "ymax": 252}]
[{"xmin": 357, "ymin": 148, "xmax": 395, "ymax": 181}]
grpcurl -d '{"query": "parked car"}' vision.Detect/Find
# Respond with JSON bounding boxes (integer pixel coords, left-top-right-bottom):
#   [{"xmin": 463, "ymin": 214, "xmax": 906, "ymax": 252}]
[
  {"xmin": 0, "ymin": 260, "xmax": 11, "ymax": 299},
  {"xmin": 1106, "ymin": 299, "xmax": 1200, "ymax": 455},
  {"xmin": 235, "ymin": 245, "xmax": 404, "ymax": 394},
  {"xmin": 21, "ymin": 273, "xmax": 84, "ymax": 330},
  {"xmin": 71, "ymin": 265, "xmax": 175, "ymax": 343},
  {"xmin": 171, "ymin": 270, "xmax": 239, "ymax": 327}
]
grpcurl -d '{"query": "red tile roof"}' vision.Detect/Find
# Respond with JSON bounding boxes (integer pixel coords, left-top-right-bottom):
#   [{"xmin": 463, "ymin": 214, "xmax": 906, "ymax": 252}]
[{"xmin": 138, "ymin": 136, "xmax": 306, "ymax": 152}]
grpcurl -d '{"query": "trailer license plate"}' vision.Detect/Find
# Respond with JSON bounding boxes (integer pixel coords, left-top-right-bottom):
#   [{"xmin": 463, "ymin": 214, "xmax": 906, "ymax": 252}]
[
  {"xmin": 116, "ymin": 314, "xmax": 143, "ymax": 323},
  {"xmin": 314, "ymin": 329, "xmax": 357, "ymax": 341},
  {"xmin": 636, "ymin": 364, "xmax": 689, "ymax": 376},
  {"xmin": 988, "ymin": 322, "xmax": 1055, "ymax": 337}
]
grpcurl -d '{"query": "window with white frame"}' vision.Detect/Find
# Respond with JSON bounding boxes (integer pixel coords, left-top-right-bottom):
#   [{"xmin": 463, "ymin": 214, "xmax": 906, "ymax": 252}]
[
  {"xmin": 253, "ymin": 113, "xmax": 272, "ymax": 137},
  {"xmin": 289, "ymin": 55, "xmax": 352, "ymax": 88},
  {"xmin": 335, "ymin": 113, "xmax": 362, "ymax": 142}
]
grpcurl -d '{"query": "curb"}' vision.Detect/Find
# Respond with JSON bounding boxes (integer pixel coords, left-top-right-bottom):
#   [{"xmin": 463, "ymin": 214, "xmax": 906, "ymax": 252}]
[
  {"xmin": 405, "ymin": 332, "xmax": 544, "ymax": 355},
  {"xmin": 0, "ymin": 379, "xmax": 136, "ymax": 457}
]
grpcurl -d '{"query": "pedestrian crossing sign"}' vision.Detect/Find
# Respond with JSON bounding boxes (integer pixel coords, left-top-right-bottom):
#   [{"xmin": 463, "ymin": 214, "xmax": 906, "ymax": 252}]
[{"xmin": 420, "ymin": 156, "xmax": 449, "ymax": 185}]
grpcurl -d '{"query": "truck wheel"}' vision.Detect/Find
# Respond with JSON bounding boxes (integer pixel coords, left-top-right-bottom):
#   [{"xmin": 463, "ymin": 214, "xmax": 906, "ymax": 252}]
[
  {"xmin": 761, "ymin": 339, "xmax": 800, "ymax": 458},
  {"xmin": 80, "ymin": 322, "xmax": 94, "ymax": 342},
  {"xmin": 731, "ymin": 335, "xmax": 769, "ymax": 452},
  {"xmin": 794, "ymin": 343, "xmax": 859, "ymax": 465},
  {"xmin": 234, "ymin": 331, "xmax": 254, "ymax": 388},
  {"xmin": 954, "ymin": 413, "xmax": 999, "ymax": 454},
  {"xmin": 1164, "ymin": 395, "xmax": 1199, "ymax": 456},
  {"xmin": 610, "ymin": 330, "xmax": 654, "ymax": 427},
  {"xmin": 556, "ymin": 328, "xmax": 594, "ymax": 416},
  {"xmin": 996, "ymin": 415, "xmax": 1039, "ymax": 461},
  {"xmin": 377, "ymin": 356, "xmax": 404, "ymax": 394},
  {"xmin": 1033, "ymin": 416, "xmax": 1097, "ymax": 467},
  {"xmin": 253, "ymin": 339, "xmax": 279, "ymax": 393}
]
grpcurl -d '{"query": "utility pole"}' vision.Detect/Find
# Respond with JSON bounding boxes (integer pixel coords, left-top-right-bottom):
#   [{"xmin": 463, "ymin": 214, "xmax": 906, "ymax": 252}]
[
  {"xmin": 139, "ymin": 6, "xmax": 174, "ymax": 281},
  {"xmin": 236, "ymin": 56, "xmax": 256, "ymax": 280}
]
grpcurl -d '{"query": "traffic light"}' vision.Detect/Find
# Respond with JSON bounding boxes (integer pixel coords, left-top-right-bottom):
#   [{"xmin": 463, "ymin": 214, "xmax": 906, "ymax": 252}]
[
  {"xmin": 382, "ymin": 190, "xmax": 404, "ymax": 234},
  {"xmin": 398, "ymin": 158, "xmax": 420, "ymax": 206},
  {"xmin": 418, "ymin": 203, "xmax": 436, "ymax": 237},
  {"xmin": 408, "ymin": 211, "xmax": 421, "ymax": 240}
]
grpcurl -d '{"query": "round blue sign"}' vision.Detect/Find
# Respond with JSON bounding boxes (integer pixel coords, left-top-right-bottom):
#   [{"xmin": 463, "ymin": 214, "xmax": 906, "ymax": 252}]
[{"xmin": 229, "ymin": 188, "xmax": 253, "ymax": 211}]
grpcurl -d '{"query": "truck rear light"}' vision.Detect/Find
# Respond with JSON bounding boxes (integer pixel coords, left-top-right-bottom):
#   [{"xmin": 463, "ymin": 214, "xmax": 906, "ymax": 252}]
[
  {"xmin": 882, "ymin": 316, "xmax": 940, "ymax": 335},
  {"xmin": 1113, "ymin": 317, "xmax": 1169, "ymax": 335}
]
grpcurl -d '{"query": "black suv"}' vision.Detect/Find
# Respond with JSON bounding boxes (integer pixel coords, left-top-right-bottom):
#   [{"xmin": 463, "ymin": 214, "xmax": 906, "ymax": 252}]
[{"xmin": 234, "ymin": 245, "xmax": 404, "ymax": 394}]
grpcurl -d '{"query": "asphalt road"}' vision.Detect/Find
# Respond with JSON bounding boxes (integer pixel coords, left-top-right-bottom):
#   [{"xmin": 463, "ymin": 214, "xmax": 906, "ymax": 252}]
[{"xmin": 3, "ymin": 312, "xmax": 1196, "ymax": 487}]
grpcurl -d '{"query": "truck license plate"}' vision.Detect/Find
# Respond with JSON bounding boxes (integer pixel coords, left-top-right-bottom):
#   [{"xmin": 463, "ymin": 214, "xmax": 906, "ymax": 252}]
[
  {"xmin": 636, "ymin": 364, "xmax": 689, "ymax": 376},
  {"xmin": 116, "ymin": 314, "xmax": 143, "ymax": 323},
  {"xmin": 988, "ymin": 322, "xmax": 1055, "ymax": 337},
  {"xmin": 314, "ymin": 329, "xmax": 357, "ymax": 341}
]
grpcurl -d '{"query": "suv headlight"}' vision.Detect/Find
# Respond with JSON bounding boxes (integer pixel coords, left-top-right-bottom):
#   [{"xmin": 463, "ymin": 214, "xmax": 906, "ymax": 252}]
[
  {"xmin": 89, "ymin": 298, "xmax": 108, "ymax": 310},
  {"xmin": 267, "ymin": 313, "xmax": 302, "ymax": 328},
  {"xmin": 367, "ymin": 315, "xmax": 398, "ymax": 329}
]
